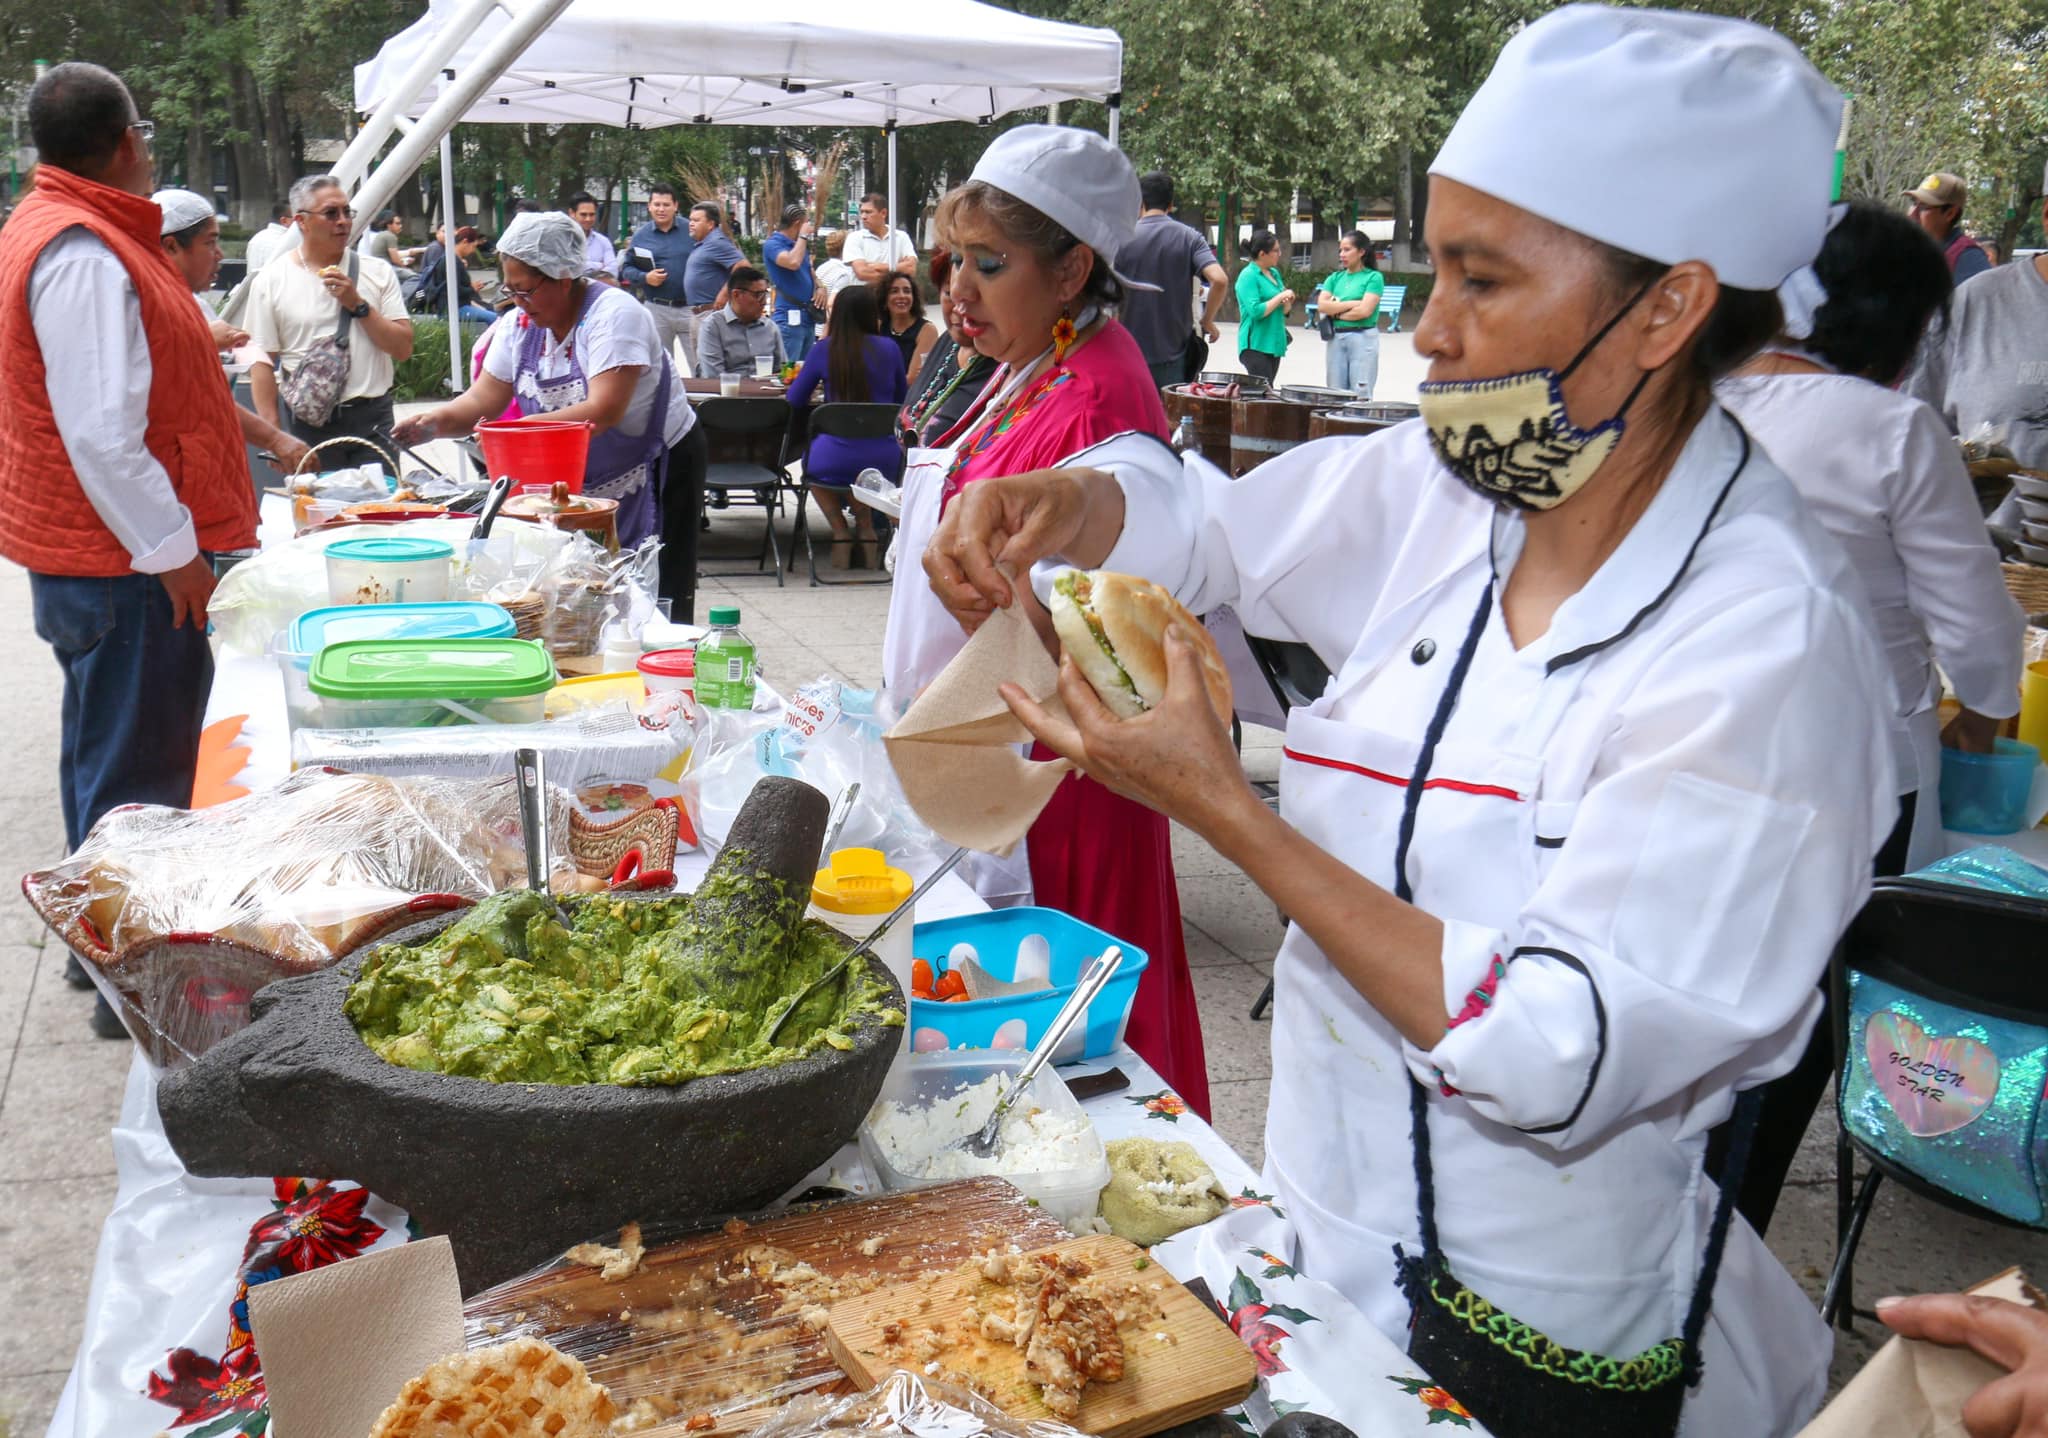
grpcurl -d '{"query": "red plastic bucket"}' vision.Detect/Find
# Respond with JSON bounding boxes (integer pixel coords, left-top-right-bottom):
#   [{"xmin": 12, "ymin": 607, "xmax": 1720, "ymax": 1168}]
[{"xmin": 476, "ymin": 419, "xmax": 593, "ymax": 495}]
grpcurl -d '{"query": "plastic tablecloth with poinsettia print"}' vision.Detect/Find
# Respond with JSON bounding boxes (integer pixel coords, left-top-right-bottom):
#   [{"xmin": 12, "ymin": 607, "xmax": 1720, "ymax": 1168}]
[{"xmin": 44, "ymin": 1045, "xmax": 1484, "ymax": 1438}]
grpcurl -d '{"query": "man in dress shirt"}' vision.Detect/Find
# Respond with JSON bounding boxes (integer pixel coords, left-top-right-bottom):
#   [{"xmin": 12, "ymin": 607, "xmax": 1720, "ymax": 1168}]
[
  {"xmin": 0, "ymin": 64, "xmax": 259, "ymax": 1036},
  {"xmin": 683, "ymin": 200, "xmax": 747, "ymax": 314},
  {"xmin": 567, "ymin": 190, "xmax": 619, "ymax": 282},
  {"xmin": 622, "ymin": 183, "xmax": 695, "ymax": 364},
  {"xmin": 694, "ymin": 266, "xmax": 787, "ymax": 377},
  {"xmin": 844, "ymin": 192, "xmax": 917, "ymax": 283}
]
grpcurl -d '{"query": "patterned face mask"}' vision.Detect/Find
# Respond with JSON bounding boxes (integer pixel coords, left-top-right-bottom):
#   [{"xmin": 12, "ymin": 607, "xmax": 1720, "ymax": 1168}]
[{"xmin": 1417, "ymin": 278, "xmax": 1658, "ymax": 511}]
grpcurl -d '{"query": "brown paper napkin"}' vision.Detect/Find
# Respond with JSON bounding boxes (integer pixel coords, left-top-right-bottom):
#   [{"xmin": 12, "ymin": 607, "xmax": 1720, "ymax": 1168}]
[
  {"xmin": 884, "ymin": 603, "xmax": 1074, "ymax": 855},
  {"xmin": 1796, "ymin": 1268, "xmax": 2032, "ymax": 1438},
  {"xmin": 246, "ymin": 1235, "xmax": 466, "ymax": 1438}
]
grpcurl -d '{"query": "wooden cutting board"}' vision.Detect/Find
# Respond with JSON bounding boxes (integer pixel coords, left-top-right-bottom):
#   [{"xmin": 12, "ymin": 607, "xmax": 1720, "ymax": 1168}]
[
  {"xmin": 824, "ymin": 1234, "xmax": 1256, "ymax": 1438},
  {"xmin": 463, "ymin": 1178, "xmax": 1070, "ymax": 1436}
]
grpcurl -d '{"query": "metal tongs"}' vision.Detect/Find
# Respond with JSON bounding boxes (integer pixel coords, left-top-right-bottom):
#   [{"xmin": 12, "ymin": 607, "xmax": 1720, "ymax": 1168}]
[
  {"xmin": 953, "ymin": 946, "xmax": 1121, "ymax": 1159},
  {"xmin": 764, "ymin": 845, "xmax": 969, "ymax": 1045}
]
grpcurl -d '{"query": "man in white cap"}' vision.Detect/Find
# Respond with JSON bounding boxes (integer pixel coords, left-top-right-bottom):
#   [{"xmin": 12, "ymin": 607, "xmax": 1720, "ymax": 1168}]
[
  {"xmin": 926, "ymin": 9, "xmax": 1886, "ymax": 1434},
  {"xmin": 154, "ymin": 187, "xmax": 311, "ymax": 475}
]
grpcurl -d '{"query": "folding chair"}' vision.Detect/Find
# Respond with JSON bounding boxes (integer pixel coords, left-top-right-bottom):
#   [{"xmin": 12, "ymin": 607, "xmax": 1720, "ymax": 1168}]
[
  {"xmin": 786, "ymin": 402, "xmax": 904, "ymax": 587},
  {"xmin": 693, "ymin": 397, "xmax": 792, "ymax": 584},
  {"xmin": 1821, "ymin": 876, "xmax": 2048, "ymax": 1328},
  {"xmin": 1237, "ymin": 633, "xmax": 1332, "ymax": 1022}
]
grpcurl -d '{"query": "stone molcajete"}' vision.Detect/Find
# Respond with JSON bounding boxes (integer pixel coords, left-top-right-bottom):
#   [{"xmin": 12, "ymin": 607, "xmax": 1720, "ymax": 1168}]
[{"xmin": 157, "ymin": 777, "xmax": 901, "ymax": 1292}]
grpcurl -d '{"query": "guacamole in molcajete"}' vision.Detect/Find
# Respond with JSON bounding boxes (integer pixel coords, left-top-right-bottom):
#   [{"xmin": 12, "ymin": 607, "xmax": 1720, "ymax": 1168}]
[{"xmin": 343, "ymin": 873, "xmax": 900, "ymax": 1086}]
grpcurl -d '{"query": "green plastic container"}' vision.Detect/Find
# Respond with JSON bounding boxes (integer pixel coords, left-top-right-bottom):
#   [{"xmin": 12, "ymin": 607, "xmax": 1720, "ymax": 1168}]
[{"xmin": 308, "ymin": 638, "xmax": 557, "ymax": 729}]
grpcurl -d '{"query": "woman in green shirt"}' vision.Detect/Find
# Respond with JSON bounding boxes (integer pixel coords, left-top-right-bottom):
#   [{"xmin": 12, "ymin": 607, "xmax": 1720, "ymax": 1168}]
[
  {"xmin": 1317, "ymin": 229, "xmax": 1385, "ymax": 396},
  {"xmin": 1234, "ymin": 230, "xmax": 1294, "ymax": 383}
]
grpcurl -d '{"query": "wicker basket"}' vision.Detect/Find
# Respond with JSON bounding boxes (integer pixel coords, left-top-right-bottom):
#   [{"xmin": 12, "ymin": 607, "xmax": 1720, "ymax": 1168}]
[{"xmin": 2003, "ymin": 563, "xmax": 2048, "ymax": 615}]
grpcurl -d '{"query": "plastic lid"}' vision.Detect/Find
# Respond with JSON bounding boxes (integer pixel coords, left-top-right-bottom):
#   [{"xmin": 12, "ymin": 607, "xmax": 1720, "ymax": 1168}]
[
  {"xmin": 290, "ymin": 602, "xmax": 515, "ymax": 655},
  {"xmin": 812, "ymin": 847, "xmax": 914, "ymax": 916},
  {"xmin": 309, "ymin": 638, "xmax": 557, "ymax": 700},
  {"xmin": 637, "ymin": 647, "xmax": 696, "ymax": 677},
  {"xmin": 324, "ymin": 535, "xmax": 455, "ymax": 563},
  {"xmin": 707, "ymin": 605, "xmax": 741, "ymax": 626}
]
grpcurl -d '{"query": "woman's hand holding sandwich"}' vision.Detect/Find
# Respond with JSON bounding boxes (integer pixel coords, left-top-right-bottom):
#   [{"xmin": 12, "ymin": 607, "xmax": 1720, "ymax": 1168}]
[{"xmin": 924, "ymin": 467, "xmax": 1127, "ymax": 629}]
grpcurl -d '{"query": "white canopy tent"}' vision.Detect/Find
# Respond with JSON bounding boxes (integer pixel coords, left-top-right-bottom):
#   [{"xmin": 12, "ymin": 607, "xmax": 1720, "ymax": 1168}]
[{"xmin": 344, "ymin": 0, "xmax": 1123, "ymax": 387}]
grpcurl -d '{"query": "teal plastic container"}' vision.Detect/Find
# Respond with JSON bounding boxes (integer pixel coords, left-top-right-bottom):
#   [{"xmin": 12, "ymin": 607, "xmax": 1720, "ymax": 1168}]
[
  {"xmin": 308, "ymin": 637, "xmax": 556, "ymax": 729},
  {"xmin": 1939, "ymin": 738, "xmax": 2041, "ymax": 835},
  {"xmin": 279, "ymin": 603, "xmax": 517, "ymax": 730},
  {"xmin": 905, "ymin": 908, "xmax": 1147, "ymax": 1060},
  {"xmin": 324, "ymin": 534, "xmax": 455, "ymax": 605}
]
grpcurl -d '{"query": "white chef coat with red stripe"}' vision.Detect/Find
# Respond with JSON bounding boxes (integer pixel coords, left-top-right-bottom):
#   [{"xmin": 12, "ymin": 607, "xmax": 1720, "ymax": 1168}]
[{"xmin": 1047, "ymin": 409, "xmax": 1895, "ymax": 1436}]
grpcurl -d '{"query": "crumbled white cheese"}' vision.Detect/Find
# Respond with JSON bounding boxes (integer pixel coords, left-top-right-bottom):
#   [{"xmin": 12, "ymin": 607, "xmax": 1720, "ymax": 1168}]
[{"xmin": 869, "ymin": 1075, "xmax": 1101, "ymax": 1181}]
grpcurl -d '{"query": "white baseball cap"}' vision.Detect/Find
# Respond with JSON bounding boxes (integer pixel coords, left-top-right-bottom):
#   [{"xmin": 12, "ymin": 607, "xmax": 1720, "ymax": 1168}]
[
  {"xmin": 153, "ymin": 188, "xmax": 217, "ymax": 237},
  {"xmin": 1431, "ymin": 5, "xmax": 1843, "ymax": 291},
  {"xmin": 966, "ymin": 125, "xmax": 1161, "ymax": 293}
]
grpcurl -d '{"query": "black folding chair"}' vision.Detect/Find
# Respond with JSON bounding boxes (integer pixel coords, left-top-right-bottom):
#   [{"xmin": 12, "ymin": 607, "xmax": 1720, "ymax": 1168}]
[
  {"xmin": 1821, "ymin": 876, "xmax": 2048, "ymax": 1328},
  {"xmin": 1239, "ymin": 635, "xmax": 1332, "ymax": 1022},
  {"xmin": 786, "ymin": 402, "xmax": 904, "ymax": 586},
  {"xmin": 693, "ymin": 396, "xmax": 792, "ymax": 584}
]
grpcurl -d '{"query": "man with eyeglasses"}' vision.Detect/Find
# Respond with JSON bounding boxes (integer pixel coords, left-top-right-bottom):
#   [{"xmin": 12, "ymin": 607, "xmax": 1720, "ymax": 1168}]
[
  {"xmin": 0, "ymin": 63, "xmax": 259, "ymax": 1037},
  {"xmin": 693, "ymin": 266, "xmax": 788, "ymax": 379},
  {"xmin": 244, "ymin": 173, "xmax": 414, "ymax": 473}
]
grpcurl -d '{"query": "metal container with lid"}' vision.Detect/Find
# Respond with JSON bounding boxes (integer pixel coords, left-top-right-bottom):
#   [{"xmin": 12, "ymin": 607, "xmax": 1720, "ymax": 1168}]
[
  {"xmin": 1199, "ymin": 369, "xmax": 1269, "ymax": 394},
  {"xmin": 502, "ymin": 480, "xmax": 621, "ymax": 552},
  {"xmin": 1277, "ymin": 383, "xmax": 1355, "ymax": 406},
  {"xmin": 1308, "ymin": 399, "xmax": 1422, "ymax": 442}
]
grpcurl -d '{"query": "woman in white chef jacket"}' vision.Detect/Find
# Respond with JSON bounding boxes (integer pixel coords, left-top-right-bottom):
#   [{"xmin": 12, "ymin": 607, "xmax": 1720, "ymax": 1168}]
[
  {"xmin": 1720, "ymin": 201, "xmax": 2024, "ymax": 876},
  {"xmin": 924, "ymin": 9, "xmax": 1892, "ymax": 1435}
]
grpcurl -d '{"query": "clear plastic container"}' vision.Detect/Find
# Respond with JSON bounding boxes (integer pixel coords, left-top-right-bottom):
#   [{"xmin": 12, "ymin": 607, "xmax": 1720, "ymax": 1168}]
[
  {"xmin": 278, "ymin": 602, "xmax": 518, "ymax": 732},
  {"xmin": 324, "ymin": 534, "xmax": 455, "ymax": 606},
  {"xmin": 307, "ymin": 637, "xmax": 557, "ymax": 730},
  {"xmin": 1939, "ymin": 738, "xmax": 2041, "ymax": 835},
  {"xmin": 858, "ymin": 1050, "xmax": 1109, "ymax": 1229},
  {"xmin": 638, "ymin": 647, "xmax": 695, "ymax": 698}
]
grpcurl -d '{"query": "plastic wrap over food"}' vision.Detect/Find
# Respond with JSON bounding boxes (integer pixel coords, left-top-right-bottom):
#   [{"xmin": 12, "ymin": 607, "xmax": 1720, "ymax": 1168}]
[
  {"xmin": 682, "ymin": 679, "xmax": 954, "ymax": 880},
  {"xmin": 460, "ymin": 1181, "xmax": 1074, "ymax": 1438},
  {"xmin": 22, "ymin": 769, "xmax": 576, "ymax": 1068},
  {"xmin": 208, "ymin": 517, "xmax": 575, "ymax": 658},
  {"xmin": 741, "ymin": 1373, "xmax": 1089, "ymax": 1438}
]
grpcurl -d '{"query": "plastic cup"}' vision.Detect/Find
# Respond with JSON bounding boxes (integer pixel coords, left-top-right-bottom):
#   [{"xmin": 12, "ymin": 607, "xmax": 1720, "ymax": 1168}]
[
  {"xmin": 753, "ymin": 354, "xmax": 774, "ymax": 378},
  {"xmin": 2019, "ymin": 660, "xmax": 2048, "ymax": 757},
  {"xmin": 720, "ymin": 375, "xmax": 742, "ymax": 397}
]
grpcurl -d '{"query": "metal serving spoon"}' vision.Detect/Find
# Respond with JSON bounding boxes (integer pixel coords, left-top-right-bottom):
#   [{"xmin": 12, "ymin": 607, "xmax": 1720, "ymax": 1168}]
[
  {"xmin": 514, "ymin": 747, "xmax": 571, "ymax": 926},
  {"xmin": 764, "ymin": 845, "xmax": 969, "ymax": 1045},
  {"xmin": 953, "ymin": 945, "xmax": 1121, "ymax": 1159}
]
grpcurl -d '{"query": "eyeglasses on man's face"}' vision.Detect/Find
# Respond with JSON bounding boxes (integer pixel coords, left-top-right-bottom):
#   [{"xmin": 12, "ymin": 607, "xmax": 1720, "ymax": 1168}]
[
  {"xmin": 128, "ymin": 120, "xmax": 156, "ymax": 146},
  {"xmin": 300, "ymin": 204, "xmax": 355, "ymax": 223}
]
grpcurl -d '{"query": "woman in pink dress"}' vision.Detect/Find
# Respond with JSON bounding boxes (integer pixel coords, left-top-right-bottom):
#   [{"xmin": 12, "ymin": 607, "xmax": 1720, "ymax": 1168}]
[{"xmin": 884, "ymin": 126, "xmax": 1208, "ymax": 1117}]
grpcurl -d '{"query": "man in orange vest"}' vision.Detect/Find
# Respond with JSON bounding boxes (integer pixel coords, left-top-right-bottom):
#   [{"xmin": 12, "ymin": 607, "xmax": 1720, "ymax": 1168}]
[{"xmin": 0, "ymin": 62, "xmax": 258, "ymax": 1037}]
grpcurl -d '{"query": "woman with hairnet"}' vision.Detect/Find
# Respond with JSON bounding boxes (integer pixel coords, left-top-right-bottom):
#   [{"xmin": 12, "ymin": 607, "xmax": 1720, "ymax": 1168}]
[
  {"xmin": 926, "ymin": 7, "xmax": 1894, "ymax": 1433},
  {"xmin": 395, "ymin": 211, "xmax": 704, "ymax": 564}
]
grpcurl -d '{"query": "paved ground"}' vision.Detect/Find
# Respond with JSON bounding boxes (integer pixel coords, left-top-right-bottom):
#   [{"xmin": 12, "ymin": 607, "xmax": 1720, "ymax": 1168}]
[{"xmin": 4, "ymin": 323, "xmax": 2044, "ymax": 1435}]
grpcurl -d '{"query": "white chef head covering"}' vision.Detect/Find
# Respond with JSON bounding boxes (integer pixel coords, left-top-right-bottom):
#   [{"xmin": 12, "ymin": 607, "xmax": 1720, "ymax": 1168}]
[
  {"xmin": 497, "ymin": 211, "xmax": 586, "ymax": 280},
  {"xmin": 153, "ymin": 188, "xmax": 216, "ymax": 237},
  {"xmin": 967, "ymin": 125, "xmax": 1160, "ymax": 292},
  {"xmin": 1431, "ymin": 4, "xmax": 1844, "ymax": 291}
]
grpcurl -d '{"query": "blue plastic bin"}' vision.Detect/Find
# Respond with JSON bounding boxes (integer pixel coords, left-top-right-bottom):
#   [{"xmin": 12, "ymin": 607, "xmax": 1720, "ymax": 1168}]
[
  {"xmin": 1938, "ymin": 738, "xmax": 2040, "ymax": 835},
  {"xmin": 907, "ymin": 907, "xmax": 1147, "ymax": 1060}
]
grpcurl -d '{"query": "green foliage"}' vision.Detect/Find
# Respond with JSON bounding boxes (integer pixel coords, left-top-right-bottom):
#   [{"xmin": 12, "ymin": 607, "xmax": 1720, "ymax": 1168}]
[{"xmin": 391, "ymin": 318, "xmax": 492, "ymax": 404}]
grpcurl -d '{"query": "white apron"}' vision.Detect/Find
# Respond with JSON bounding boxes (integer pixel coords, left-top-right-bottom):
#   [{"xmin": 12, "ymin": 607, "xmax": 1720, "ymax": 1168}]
[{"xmin": 1265, "ymin": 571, "xmax": 1831, "ymax": 1436}]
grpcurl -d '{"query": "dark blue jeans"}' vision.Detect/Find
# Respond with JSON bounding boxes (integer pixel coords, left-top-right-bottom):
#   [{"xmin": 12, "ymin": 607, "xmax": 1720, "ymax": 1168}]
[{"xmin": 30, "ymin": 570, "xmax": 212, "ymax": 851}]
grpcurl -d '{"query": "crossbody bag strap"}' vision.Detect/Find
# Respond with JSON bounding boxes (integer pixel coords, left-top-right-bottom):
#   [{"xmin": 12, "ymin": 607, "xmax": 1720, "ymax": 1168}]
[{"xmin": 333, "ymin": 249, "xmax": 360, "ymax": 350}]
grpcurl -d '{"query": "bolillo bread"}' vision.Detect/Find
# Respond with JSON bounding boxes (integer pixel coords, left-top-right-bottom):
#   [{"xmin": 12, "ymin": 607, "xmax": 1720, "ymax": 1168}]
[{"xmin": 1049, "ymin": 570, "xmax": 1233, "ymax": 725}]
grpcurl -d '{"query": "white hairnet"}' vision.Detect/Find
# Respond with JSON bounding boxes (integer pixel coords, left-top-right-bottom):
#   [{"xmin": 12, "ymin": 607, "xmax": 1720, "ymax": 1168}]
[
  {"xmin": 153, "ymin": 189, "xmax": 216, "ymax": 237},
  {"xmin": 497, "ymin": 211, "xmax": 586, "ymax": 280}
]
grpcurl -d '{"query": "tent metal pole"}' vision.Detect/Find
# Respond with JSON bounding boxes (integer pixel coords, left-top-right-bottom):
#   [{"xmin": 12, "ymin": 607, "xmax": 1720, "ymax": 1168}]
[
  {"xmin": 1107, "ymin": 95, "xmax": 1121, "ymax": 146},
  {"xmin": 442, "ymin": 127, "xmax": 465, "ymax": 395},
  {"xmin": 338, "ymin": 0, "xmax": 504, "ymax": 191},
  {"xmin": 885, "ymin": 101, "xmax": 898, "ymax": 239},
  {"xmin": 348, "ymin": 0, "xmax": 575, "ymax": 223}
]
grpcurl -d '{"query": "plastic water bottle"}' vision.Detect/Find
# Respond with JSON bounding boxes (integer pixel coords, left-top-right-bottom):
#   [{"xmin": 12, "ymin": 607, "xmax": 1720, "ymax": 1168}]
[
  {"xmin": 1171, "ymin": 415, "xmax": 1198, "ymax": 455},
  {"xmin": 695, "ymin": 605, "xmax": 757, "ymax": 710}
]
